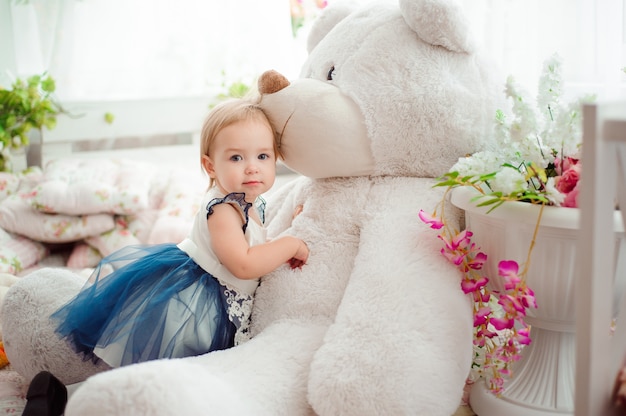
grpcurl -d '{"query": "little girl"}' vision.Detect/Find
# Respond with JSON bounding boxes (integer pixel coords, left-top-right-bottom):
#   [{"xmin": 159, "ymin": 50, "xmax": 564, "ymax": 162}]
[
  {"xmin": 22, "ymin": 97, "xmax": 310, "ymax": 416},
  {"xmin": 50, "ymin": 98, "xmax": 308, "ymax": 369}
]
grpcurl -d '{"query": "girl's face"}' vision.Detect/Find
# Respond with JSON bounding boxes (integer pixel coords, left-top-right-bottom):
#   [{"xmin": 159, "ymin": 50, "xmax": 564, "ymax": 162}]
[{"xmin": 202, "ymin": 118, "xmax": 277, "ymax": 203}]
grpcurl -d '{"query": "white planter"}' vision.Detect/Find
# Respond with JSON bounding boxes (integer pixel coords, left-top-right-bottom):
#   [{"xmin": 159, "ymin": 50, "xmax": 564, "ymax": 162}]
[{"xmin": 451, "ymin": 187, "xmax": 626, "ymax": 415}]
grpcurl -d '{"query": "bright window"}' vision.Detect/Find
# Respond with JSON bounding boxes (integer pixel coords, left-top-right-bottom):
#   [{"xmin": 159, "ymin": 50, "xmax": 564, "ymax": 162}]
[
  {"xmin": 2, "ymin": 0, "xmax": 313, "ymax": 101},
  {"xmin": 1, "ymin": 0, "xmax": 624, "ymax": 142},
  {"xmin": 471, "ymin": 0, "xmax": 625, "ymax": 99}
]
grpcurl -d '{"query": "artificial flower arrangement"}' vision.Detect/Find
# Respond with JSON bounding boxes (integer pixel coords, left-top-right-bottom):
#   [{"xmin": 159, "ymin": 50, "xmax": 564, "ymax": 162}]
[{"xmin": 419, "ymin": 54, "xmax": 594, "ymax": 395}]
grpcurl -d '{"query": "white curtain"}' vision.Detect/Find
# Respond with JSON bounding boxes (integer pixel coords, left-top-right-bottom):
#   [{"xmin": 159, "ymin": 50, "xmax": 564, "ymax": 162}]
[
  {"xmin": 3, "ymin": 0, "xmax": 302, "ymax": 101},
  {"xmin": 470, "ymin": 0, "xmax": 625, "ymax": 99},
  {"xmin": 1, "ymin": 0, "xmax": 624, "ymax": 102}
]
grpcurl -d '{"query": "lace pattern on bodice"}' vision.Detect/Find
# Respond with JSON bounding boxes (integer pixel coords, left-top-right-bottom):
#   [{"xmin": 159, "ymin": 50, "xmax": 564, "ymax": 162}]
[{"xmin": 221, "ymin": 282, "xmax": 254, "ymax": 345}]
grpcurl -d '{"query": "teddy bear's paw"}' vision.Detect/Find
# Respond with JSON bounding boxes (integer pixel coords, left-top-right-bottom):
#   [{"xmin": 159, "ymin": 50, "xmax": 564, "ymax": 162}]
[
  {"xmin": 308, "ymin": 347, "xmax": 464, "ymax": 416},
  {"xmin": 307, "ymin": 283, "xmax": 472, "ymax": 416},
  {"xmin": 65, "ymin": 358, "xmax": 256, "ymax": 416},
  {"xmin": 0, "ymin": 268, "xmax": 106, "ymax": 384}
]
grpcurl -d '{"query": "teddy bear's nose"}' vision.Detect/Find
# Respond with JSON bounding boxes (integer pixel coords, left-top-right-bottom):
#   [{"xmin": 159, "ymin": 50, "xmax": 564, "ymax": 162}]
[{"xmin": 258, "ymin": 70, "xmax": 290, "ymax": 95}]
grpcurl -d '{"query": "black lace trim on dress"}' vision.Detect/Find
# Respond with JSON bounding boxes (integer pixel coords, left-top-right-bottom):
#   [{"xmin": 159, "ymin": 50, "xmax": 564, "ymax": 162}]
[{"xmin": 206, "ymin": 192, "xmax": 266, "ymax": 233}]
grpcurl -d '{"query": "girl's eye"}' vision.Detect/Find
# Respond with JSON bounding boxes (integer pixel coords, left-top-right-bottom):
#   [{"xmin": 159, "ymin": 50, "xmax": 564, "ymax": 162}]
[
  {"xmin": 258, "ymin": 153, "xmax": 270, "ymax": 160},
  {"xmin": 230, "ymin": 155, "xmax": 242, "ymax": 162}
]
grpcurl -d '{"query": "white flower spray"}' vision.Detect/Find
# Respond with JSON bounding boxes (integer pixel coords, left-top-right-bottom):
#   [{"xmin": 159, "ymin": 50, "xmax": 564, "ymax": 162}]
[{"xmin": 447, "ymin": 53, "xmax": 593, "ymax": 205}]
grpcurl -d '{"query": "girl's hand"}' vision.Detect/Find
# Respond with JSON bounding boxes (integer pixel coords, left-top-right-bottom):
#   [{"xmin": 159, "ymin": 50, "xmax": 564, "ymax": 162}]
[
  {"xmin": 288, "ymin": 258, "xmax": 304, "ymax": 269},
  {"xmin": 287, "ymin": 239, "xmax": 309, "ymax": 269}
]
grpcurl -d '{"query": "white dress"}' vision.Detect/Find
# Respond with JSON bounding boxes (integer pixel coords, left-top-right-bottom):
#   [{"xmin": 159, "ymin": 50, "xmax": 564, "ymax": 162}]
[{"xmin": 53, "ymin": 187, "xmax": 267, "ymax": 368}]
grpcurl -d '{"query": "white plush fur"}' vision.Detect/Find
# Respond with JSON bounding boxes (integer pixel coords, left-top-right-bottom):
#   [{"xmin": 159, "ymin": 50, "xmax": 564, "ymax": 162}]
[
  {"xmin": 0, "ymin": 273, "xmax": 19, "ymax": 339},
  {"xmin": 0, "ymin": 0, "xmax": 502, "ymax": 414},
  {"xmin": 1, "ymin": 268, "xmax": 110, "ymax": 384}
]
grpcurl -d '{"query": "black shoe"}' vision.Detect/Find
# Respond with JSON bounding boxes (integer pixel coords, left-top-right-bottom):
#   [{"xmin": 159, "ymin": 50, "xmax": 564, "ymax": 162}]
[{"xmin": 22, "ymin": 371, "xmax": 68, "ymax": 416}]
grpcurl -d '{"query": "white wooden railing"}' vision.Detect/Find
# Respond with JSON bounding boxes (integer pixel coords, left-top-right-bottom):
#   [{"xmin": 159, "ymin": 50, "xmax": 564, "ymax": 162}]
[
  {"xmin": 29, "ymin": 96, "xmax": 214, "ymax": 167},
  {"xmin": 576, "ymin": 101, "xmax": 626, "ymax": 415}
]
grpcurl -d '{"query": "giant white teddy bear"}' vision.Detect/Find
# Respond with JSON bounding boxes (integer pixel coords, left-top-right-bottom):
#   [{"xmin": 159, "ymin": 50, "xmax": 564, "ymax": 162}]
[{"xmin": 1, "ymin": 0, "xmax": 501, "ymax": 414}]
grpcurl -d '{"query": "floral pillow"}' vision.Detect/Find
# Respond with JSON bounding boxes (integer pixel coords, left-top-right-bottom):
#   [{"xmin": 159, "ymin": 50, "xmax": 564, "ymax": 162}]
[
  {"xmin": 0, "ymin": 228, "xmax": 48, "ymax": 274},
  {"xmin": 85, "ymin": 216, "xmax": 143, "ymax": 257},
  {"xmin": 147, "ymin": 170, "xmax": 204, "ymax": 244},
  {"xmin": 27, "ymin": 158, "xmax": 157, "ymax": 215},
  {"xmin": 0, "ymin": 168, "xmax": 43, "ymax": 202},
  {"xmin": 0, "ymin": 193, "xmax": 115, "ymax": 243},
  {"xmin": 0, "ymin": 173, "xmax": 19, "ymax": 202},
  {"xmin": 124, "ymin": 209, "xmax": 160, "ymax": 244},
  {"xmin": 67, "ymin": 243, "xmax": 102, "ymax": 269}
]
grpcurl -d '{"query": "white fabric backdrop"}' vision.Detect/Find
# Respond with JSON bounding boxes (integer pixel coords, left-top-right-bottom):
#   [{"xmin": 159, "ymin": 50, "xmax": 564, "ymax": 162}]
[
  {"xmin": 469, "ymin": 0, "xmax": 625, "ymax": 99},
  {"xmin": 3, "ymin": 0, "xmax": 304, "ymax": 100},
  {"xmin": 1, "ymin": 0, "xmax": 625, "ymax": 102}
]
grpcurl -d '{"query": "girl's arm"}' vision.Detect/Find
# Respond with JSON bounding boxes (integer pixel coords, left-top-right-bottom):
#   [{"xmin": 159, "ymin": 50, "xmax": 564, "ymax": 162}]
[{"xmin": 208, "ymin": 204, "xmax": 309, "ymax": 280}]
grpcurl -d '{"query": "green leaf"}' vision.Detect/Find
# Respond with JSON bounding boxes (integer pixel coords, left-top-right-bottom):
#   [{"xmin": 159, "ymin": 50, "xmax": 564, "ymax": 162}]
[
  {"xmin": 478, "ymin": 172, "xmax": 497, "ymax": 181},
  {"xmin": 485, "ymin": 200, "xmax": 505, "ymax": 213},
  {"xmin": 476, "ymin": 197, "xmax": 502, "ymax": 207},
  {"xmin": 40, "ymin": 76, "xmax": 56, "ymax": 93},
  {"xmin": 5, "ymin": 115, "xmax": 16, "ymax": 128},
  {"xmin": 43, "ymin": 118, "xmax": 56, "ymax": 130},
  {"xmin": 433, "ymin": 181, "xmax": 457, "ymax": 188}
]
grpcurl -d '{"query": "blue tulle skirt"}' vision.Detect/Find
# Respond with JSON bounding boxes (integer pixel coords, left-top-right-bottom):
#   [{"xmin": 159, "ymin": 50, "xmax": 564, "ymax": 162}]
[{"xmin": 52, "ymin": 244, "xmax": 236, "ymax": 367}]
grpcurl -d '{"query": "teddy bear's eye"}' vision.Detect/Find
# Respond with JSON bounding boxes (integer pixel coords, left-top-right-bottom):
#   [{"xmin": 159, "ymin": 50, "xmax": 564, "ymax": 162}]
[{"xmin": 327, "ymin": 66, "xmax": 335, "ymax": 81}]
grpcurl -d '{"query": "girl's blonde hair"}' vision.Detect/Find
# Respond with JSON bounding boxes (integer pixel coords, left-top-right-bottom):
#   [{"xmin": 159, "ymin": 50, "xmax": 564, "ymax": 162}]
[{"xmin": 200, "ymin": 98, "xmax": 280, "ymax": 187}]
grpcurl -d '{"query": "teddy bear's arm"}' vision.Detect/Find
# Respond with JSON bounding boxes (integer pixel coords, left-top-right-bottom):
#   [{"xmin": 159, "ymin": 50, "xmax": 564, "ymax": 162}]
[{"xmin": 64, "ymin": 321, "xmax": 328, "ymax": 415}]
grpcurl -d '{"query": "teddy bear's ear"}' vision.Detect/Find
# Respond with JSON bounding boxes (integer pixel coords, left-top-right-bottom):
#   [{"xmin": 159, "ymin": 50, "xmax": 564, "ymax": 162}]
[
  {"xmin": 306, "ymin": 1, "xmax": 358, "ymax": 53},
  {"xmin": 399, "ymin": 0, "xmax": 475, "ymax": 53}
]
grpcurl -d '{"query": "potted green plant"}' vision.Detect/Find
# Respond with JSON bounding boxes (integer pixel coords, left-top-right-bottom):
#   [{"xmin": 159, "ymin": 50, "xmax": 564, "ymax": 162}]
[{"xmin": 0, "ymin": 72, "xmax": 65, "ymax": 172}]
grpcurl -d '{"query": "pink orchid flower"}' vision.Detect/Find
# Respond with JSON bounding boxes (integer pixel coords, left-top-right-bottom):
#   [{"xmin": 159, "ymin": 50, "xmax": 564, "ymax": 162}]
[
  {"xmin": 474, "ymin": 306, "xmax": 492, "ymax": 326},
  {"xmin": 502, "ymin": 275, "xmax": 521, "ymax": 291},
  {"xmin": 490, "ymin": 316, "xmax": 514, "ymax": 330},
  {"xmin": 468, "ymin": 252, "xmax": 487, "ymax": 270},
  {"xmin": 519, "ymin": 288, "xmax": 537, "ymax": 309},
  {"xmin": 498, "ymin": 260, "xmax": 519, "ymax": 277},
  {"xmin": 479, "ymin": 291, "xmax": 491, "ymax": 303},
  {"xmin": 440, "ymin": 247, "xmax": 466, "ymax": 266},
  {"xmin": 439, "ymin": 230, "xmax": 473, "ymax": 252},
  {"xmin": 461, "ymin": 276, "xmax": 488, "ymax": 294},
  {"xmin": 476, "ymin": 327, "xmax": 497, "ymax": 340},
  {"xmin": 499, "ymin": 294, "xmax": 526, "ymax": 316},
  {"xmin": 420, "ymin": 203, "xmax": 536, "ymax": 396},
  {"xmin": 516, "ymin": 327, "xmax": 532, "ymax": 345},
  {"xmin": 489, "ymin": 377, "xmax": 505, "ymax": 395},
  {"xmin": 418, "ymin": 209, "xmax": 444, "ymax": 229}
]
